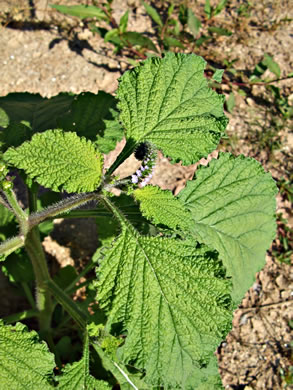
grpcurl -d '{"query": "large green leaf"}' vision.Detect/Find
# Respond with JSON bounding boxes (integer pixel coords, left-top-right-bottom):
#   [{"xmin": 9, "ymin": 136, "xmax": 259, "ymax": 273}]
[
  {"xmin": 0, "ymin": 321, "xmax": 55, "ymax": 389},
  {"xmin": 178, "ymin": 153, "xmax": 277, "ymax": 303},
  {"xmin": 96, "ymin": 199, "xmax": 232, "ymax": 388},
  {"xmin": 4, "ymin": 130, "xmax": 103, "ymax": 193},
  {"xmin": 117, "ymin": 52, "xmax": 228, "ymax": 164},
  {"xmin": 57, "ymin": 92, "xmax": 117, "ymax": 141},
  {"xmin": 57, "ymin": 332, "xmax": 110, "ymax": 390},
  {"xmin": 0, "ymin": 93, "xmax": 74, "ymax": 133}
]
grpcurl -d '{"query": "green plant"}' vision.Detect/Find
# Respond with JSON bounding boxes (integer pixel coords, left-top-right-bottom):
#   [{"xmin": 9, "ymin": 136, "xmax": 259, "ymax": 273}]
[
  {"xmin": 0, "ymin": 53, "xmax": 277, "ymax": 389},
  {"xmin": 49, "ymin": 0, "xmax": 232, "ymax": 58}
]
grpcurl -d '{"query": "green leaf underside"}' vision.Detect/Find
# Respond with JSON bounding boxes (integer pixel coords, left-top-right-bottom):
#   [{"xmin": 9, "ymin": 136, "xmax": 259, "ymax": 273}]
[
  {"xmin": 96, "ymin": 109, "xmax": 124, "ymax": 154},
  {"xmin": 178, "ymin": 153, "xmax": 277, "ymax": 303},
  {"xmin": 0, "ymin": 93, "xmax": 74, "ymax": 133},
  {"xmin": 1, "ymin": 122, "xmax": 31, "ymax": 151},
  {"xmin": 133, "ymin": 185, "xmax": 194, "ymax": 231},
  {"xmin": 96, "ymin": 207, "xmax": 232, "ymax": 387},
  {"xmin": 57, "ymin": 332, "xmax": 110, "ymax": 390},
  {"xmin": 117, "ymin": 52, "xmax": 228, "ymax": 164},
  {"xmin": 57, "ymin": 92, "xmax": 117, "ymax": 141},
  {"xmin": 4, "ymin": 130, "xmax": 103, "ymax": 193},
  {"xmin": 0, "ymin": 321, "xmax": 55, "ymax": 389}
]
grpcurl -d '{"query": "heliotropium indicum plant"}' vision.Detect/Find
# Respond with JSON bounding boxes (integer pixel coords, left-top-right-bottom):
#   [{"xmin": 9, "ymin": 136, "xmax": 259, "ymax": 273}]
[{"xmin": 0, "ymin": 53, "xmax": 277, "ymax": 389}]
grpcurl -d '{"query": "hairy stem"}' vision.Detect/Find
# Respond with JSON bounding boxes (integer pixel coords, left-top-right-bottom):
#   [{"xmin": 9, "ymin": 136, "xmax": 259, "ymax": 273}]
[
  {"xmin": 0, "ymin": 235, "xmax": 25, "ymax": 256},
  {"xmin": 3, "ymin": 187, "xmax": 29, "ymax": 235},
  {"xmin": 46, "ymin": 278, "xmax": 88, "ymax": 329},
  {"xmin": 25, "ymin": 226, "xmax": 53, "ymax": 336},
  {"xmin": 29, "ymin": 192, "xmax": 98, "ymax": 228}
]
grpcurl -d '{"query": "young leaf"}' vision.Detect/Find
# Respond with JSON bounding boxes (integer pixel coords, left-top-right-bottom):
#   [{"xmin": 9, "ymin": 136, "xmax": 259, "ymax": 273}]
[
  {"xmin": 187, "ymin": 8, "xmax": 201, "ymax": 37},
  {"xmin": 96, "ymin": 199, "xmax": 232, "ymax": 387},
  {"xmin": 179, "ymin": 4, "xmax": 188, "ymax": 26},
  {"xmin": 133, "ymin": 185, "xmax": 194, "ymax": 231},
  {"xmin": 214, "ymin": 0, "xmax": 228, "ymax": 16},
  {"xmin": 208, "ymin": 26, "xmax": 232, "ymax": 36},
  {"xmin": 142, "ymin": 1, "xmax": 163, "ymax": 27},
  {"xmin": 196, "ymin": 35, "xmax": 212, "ymax": 47},
  {"xmin": 104, "ymin": 28, "xmax": 120, "ymax": 43},
  {"xmin": 119, "ymin": 10, "xmax": 129, "ymax": 34},
  {"xmin": 4, "ymin": 130, "xmax": 103, "ymax": 193},
  {"xmin": 163, "ymin": 36, "xmax": 185, "ymax": 49},
  {"xmin": 178, "ymin": 153, "xmax": 277, "ymax": 303},
  {"xmin": 57, "ymin": 92, "xmax": 117, "ymax": 141},
  {"xmin": 121, "ymin": 31, "xmax": 158, "ymax": 52},
  {"xmin": 0, "ymin": 321, "xmax": 55, "ymax": 389},
  {"xmin": 57, "ymin": 331, "xmax": 110, "ymax": 389},
  {"xmin": 226, "ymin": 92, "xmax": 235, "ymax": 113},
  {"xmin": 204, "ymin": 0, "xmax": 212, "ymax": 19},
  {"xmin": 50, "ymin": 4, "xmax": 108, "ymax": 21},
  {"xmin": 212, "ymin": 69, "xmax": 224, "ymax": 83},
  {"xmin": 262, "ymin": 53, "xmax": 281, "ymax": 78},
  {"xmin": 117, "ymin": 53, "xmax": 228, "ymax": 164},
  {"xmin": 0, "ymin": 93, "xmax": 74, "ymax": 133}
]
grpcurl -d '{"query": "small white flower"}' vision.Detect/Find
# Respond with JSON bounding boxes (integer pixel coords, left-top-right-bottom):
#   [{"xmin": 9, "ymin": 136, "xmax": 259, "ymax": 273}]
[{"xmin": 131, "ymin": 175, "xmax": 138, "ymax": 184}]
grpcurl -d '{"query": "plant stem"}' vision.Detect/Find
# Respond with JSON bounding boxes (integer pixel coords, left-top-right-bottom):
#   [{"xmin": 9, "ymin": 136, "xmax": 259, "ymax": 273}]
[
  {"xmin": 25, "ymin": 226, "xmax": 53, "ymax": 336},
  {"xmin": 0, "ymin": 235, "xmax": 25, "ymax": 256},
  {"xmin": 65, "ymin": 257, "xmax": 96, "ymax": 294},
  {"xmin": 21, "ymin": 282, "xmax": 36, "ymax": 309},
  {"xmin": 46, "ymin": 278, "xmax": 88, "ymax": 329},
  {"xmin": 29, "ymin": 192, "xmax": 98, "ymax": 228},
  {"xmin": 3, "ymin": 187, "xmax": 29, "ymax": 235}
]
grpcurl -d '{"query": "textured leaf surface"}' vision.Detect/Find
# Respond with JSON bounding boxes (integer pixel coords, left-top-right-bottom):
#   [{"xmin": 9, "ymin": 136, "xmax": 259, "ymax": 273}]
[
  {"xmin": 4, "ymin": 130, "xmax": 103, "ymax": 193},
  {"xmin": 117, "ymin": 52, "xmax": 228, "ymax": 164},
  {"xmin": 133, "ymin": 185, "xmax": 193, "ymax": 231},
  {"xmin": 57, "ymin": 332, "xmax": 110, "ymax": 390},
  {"xmin": 0, "ymin": 321, "xmax": 55, "ymax": 389},
  {"xmin": 0, "ymin": 92, "xmax": 74, "ymax": 133},
  {"xmin": 57, "ymin": 92, "xmax": 117, "ymax": 141},
  {"xmin": 178, "ymin": 153, "xmax": 277, "ymax": 303},
  {"xmin": 96, "ymin": 201, "xmax": 232, "ymax": 387}
]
